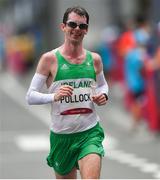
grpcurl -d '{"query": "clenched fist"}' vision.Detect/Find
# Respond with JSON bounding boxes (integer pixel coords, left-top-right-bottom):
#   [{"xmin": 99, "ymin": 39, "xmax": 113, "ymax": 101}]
[
  {"xmin": 92, "ymin": 93, "xmax": 108, "ymax": 106},
  {"xmin": 54, "ymin": 85, "xmax": 74, "ymax": 101}
]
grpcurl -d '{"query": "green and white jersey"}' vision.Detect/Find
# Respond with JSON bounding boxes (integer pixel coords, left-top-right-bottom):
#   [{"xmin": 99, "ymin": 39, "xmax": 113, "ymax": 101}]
[{"xmin": 49, "ymin": 49, "xmax": 100, "ymax": 133}]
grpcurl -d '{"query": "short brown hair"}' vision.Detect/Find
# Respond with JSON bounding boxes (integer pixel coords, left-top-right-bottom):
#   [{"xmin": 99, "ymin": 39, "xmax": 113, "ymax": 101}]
[{"xmin": 63, "ymin": 6, "xmax": 89, "ymax": 24}]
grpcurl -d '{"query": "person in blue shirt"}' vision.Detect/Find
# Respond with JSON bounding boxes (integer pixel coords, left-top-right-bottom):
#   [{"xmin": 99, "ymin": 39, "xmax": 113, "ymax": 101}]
[{"xmin": 124, "ymin": 27, "xmax": 149, "ymax": 131}]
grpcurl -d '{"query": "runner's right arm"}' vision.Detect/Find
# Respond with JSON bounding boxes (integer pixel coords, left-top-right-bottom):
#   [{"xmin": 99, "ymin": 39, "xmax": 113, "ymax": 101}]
[
  {"xmin": 26, "ymin": 52, "xmax": 73, "ymax": 105},
  {"xmin": 26, "ymin": 52, "xmax": 56, "ymax": 105}
]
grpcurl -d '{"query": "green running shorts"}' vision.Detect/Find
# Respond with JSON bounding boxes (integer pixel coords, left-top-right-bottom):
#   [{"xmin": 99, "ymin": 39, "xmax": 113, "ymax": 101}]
[{"xmin": 46, "ymin": 123, "xmax": 105, "ymax": 175}]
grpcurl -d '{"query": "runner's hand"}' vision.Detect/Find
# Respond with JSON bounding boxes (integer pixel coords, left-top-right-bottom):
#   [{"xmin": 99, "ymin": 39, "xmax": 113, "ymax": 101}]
[
  {"xmin": 92, "ymin": 93, "xmax": 107, "ymax": 106},
  {"xmin": 54, "ymin": 85, "xmax": 73, "ymax": 101}
]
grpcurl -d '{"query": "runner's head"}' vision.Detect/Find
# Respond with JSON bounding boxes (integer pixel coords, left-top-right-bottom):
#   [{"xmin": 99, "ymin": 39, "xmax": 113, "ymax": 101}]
[{"xmin": 63, "ymin": 6, "xmax": 89, "ymax": 25}]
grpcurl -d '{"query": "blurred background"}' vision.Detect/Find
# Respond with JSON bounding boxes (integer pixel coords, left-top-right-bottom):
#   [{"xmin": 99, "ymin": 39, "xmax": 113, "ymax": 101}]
[{"xmin": 0, "ymin": 0, "xmax": 160, "ymax": 179}]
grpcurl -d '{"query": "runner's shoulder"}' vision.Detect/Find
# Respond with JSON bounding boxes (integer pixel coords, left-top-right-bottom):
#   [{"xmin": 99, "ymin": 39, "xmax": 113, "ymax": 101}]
[
  {"xmin": 90, "ymin": 51, "xmax": 102, "ymax": 64},
  {"xmin": 90, "ymin": 51, "xmax": 103, "ymax": 74},
  {"xmin": 40, "ymin": 49, "xmax": 58, "ymax": 65}
]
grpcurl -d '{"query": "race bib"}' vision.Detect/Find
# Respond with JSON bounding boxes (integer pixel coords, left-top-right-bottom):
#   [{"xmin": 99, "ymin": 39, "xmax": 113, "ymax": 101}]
[{"xmin": 59, "ymin": 87, "xmax": 94, "ymax": 115}]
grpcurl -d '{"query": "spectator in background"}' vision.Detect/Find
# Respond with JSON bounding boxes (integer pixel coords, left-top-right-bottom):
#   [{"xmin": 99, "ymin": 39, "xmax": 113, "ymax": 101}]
[
  {"xmin": 116, "ymin": 19, "xmax": 136, "ymax": 59},
  {"xmin": 124, "ymin": 26, "xmax": 150, "ymax": 132},
  {"xmin": 112, "ymin": 19, "xmax": 136, "ymax": 83}
]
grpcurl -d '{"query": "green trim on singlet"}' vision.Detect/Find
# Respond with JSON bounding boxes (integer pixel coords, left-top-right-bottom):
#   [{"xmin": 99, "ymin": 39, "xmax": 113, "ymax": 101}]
[{"xmin": 54, "ymin": 50, "xmax": 96, "ymax": 81}]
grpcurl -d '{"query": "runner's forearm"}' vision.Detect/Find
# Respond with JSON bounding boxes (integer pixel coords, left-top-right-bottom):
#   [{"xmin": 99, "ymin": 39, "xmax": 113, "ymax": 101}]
[{"xmin": 26, "ymin": 73, "xmax": 55, "ymax": 105}]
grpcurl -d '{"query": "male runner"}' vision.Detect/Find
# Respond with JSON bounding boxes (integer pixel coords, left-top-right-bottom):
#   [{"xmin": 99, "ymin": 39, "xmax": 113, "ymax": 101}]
[{"xmin": 26, "ymin": 6, "xmax": 109, "ymax": 179}]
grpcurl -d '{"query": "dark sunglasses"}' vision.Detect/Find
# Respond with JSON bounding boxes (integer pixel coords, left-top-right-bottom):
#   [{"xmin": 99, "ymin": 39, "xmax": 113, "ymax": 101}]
[{"xmin": 66, "ymin": 21, "xmax": 88, "ymax": 30}]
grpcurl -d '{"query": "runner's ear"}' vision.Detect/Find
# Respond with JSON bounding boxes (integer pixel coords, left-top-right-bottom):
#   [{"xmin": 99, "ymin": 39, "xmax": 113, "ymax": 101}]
[{"xmin": 60, "ymin": 23, "xmax": 66, "ymax": 32}]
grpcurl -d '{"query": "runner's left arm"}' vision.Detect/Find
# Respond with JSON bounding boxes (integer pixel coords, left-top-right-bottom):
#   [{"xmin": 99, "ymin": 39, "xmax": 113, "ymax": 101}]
[{"xmin": 92, "ymin": 52, "xmax": 109, "ymax": 105}]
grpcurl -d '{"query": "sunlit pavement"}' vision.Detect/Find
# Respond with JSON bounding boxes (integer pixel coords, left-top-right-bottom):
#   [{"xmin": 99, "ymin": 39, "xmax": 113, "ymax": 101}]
[{"xmin": 0, "ymin": 71, "xmax": 160, "ymax": 179}]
